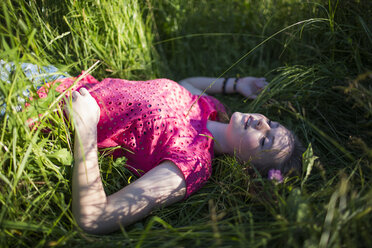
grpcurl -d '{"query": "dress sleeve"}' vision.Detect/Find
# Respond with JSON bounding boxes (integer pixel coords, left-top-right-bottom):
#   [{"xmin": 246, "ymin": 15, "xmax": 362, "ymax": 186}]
[
  {"xmin": 35, "ymin": 71, "xmax": 100, "ymax": 99},
  {"xmin": 199, "ymin": 95, "xmax": 227, "ymax": 121},
  {"xmin": 160, "ymin": 149, "xmax": 213, "ymax": 199},
  {"xmin": 26, "ymin": 72, "xmax": 100, "ymax": 129},
  {"xmin": 156, "ymin": 126, "xmax": 214, "ymax": 199}
]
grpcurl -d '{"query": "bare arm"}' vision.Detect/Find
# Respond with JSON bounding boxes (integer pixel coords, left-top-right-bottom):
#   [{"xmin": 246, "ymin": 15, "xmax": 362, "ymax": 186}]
[
  {"xmin": 179, "ymin": 76, "xmax": 268, "ymax": 99},
  {"xmin": 179, "ymin": 77, "xmax": 235, "ymax": 95},
  {"xmin": 68, "ymin": 88, "xmax": 186, "ymax": 234}
]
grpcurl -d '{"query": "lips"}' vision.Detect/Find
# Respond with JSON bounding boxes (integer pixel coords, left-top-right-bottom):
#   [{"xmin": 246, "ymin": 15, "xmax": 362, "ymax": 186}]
[{"xmin": 244, "ymin": 116, "xmax": 253, "ymax": 129}]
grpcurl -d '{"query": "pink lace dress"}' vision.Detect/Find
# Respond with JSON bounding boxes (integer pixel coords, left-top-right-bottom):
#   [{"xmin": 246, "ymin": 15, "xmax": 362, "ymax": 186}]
[{"xmin": 36, "ymin": 73, "xmax": 225, "ymax": 198}]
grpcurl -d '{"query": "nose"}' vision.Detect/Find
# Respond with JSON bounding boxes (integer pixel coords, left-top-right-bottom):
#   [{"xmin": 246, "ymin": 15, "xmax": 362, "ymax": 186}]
[{"xmin": 255, "ymin": 117, "xmax": 270, "ymax": 131}]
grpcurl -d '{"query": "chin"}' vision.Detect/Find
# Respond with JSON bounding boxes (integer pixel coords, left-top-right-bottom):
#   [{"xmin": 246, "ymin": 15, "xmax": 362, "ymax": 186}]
[{"xmin": 230, "ymin": 112, "xmax": 242, "ymax": 125}]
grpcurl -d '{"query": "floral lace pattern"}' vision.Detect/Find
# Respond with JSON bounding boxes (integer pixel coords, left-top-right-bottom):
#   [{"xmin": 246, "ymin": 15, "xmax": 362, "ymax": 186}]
[{"xmin": 37, "ymin": 73, "xmax": 225, "ymax": 198}]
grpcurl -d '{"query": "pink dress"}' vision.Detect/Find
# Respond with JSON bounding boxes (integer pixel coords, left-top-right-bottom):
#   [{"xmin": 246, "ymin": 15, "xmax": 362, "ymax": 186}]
[{"xmin": 37, "ymin": 73, "xmax": 225, "ymax": 198}]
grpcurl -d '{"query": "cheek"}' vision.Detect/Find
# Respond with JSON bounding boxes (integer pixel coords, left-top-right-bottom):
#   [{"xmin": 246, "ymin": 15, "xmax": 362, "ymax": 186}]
[
  {"xmin": 233, "ymin": 133, "xmax": 257, "ymax": 153},
  {"xmin": 235, "ymin": 136, "xmax": 259, "ymax": 163},
  {"xmin": 241, "ymin": 135, "xmax": 258, "ymax": 151}
]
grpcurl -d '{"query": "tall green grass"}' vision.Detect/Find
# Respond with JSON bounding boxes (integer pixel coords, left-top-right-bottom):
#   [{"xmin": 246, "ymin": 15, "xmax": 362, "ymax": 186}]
[{"xmin": 0, "ymin": 0, "xmax": 371, "ymax": 247}]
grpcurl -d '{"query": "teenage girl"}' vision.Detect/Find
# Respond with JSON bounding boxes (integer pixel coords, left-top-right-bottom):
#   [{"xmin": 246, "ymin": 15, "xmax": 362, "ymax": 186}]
[{"xmin": 0, "ymin": 62, "xmax": 303, "ymax": 234}]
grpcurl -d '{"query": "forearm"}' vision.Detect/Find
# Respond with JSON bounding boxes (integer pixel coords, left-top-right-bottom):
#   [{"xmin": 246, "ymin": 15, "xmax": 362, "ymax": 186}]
[
  {"xmin": 72, "ymin": 126, "xmax": 107, "ymax": 231},
  {"xmin": 72, "ymin": 144, "xmax": 185, "ymax": 234},
  {"xmin": 179, "ymin": 77, "xmax": 236, "ymax": 94},
  {"xmin": 71, "ymin": 127, "xmax": 149, "ymax": 234},
  {"xmin": 71, "ymin": 127, "xmax": 182, "ymax": 234}
]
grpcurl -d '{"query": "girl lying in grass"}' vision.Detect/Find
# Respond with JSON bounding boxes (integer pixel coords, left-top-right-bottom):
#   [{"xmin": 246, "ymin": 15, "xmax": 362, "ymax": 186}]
[{"xmin": 1, "ymin": 62, "xmax": 304, "ymax": 234}]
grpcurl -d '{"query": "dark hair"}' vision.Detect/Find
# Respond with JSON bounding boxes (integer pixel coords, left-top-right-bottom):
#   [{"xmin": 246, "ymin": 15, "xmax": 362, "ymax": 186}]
[
  {"xmin": 217, "ymin": 108, "xmax": 230, "ymax": 123},
  {"xmin": 260, "ymin": 132, "xmax": 305, "ymax": 176},
  {"xmin": 279, "ymin": 134, "xmax": 305, "ymax": 175}
]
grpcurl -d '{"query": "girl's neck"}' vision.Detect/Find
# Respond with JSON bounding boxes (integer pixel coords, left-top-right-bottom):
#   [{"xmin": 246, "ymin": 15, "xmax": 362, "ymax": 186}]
[{"xmin": 206, "ymin": 120, "xmax": 232, "ymax": 155}]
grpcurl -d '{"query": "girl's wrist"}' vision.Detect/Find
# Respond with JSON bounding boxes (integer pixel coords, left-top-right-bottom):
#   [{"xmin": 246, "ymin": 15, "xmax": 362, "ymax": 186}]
[
  {"xmin": 233, "ymin": 77, "xmax": 240, "ymax": 93},
  {"xmin": 222, "ymin": 77, "xmax": 239, "ymax": 94}
]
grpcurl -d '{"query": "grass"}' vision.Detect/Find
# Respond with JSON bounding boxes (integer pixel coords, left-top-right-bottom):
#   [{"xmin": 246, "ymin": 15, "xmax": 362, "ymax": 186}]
[{"xmin": 1, "ymin": 0, "xmax": 372, "ymax": 247}]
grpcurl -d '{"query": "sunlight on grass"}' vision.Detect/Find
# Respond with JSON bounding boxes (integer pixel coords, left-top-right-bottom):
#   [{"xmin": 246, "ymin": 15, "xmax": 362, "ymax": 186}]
[{"xmin": 1, "ymin": 0, "xmax": 371, "ymax": 247}]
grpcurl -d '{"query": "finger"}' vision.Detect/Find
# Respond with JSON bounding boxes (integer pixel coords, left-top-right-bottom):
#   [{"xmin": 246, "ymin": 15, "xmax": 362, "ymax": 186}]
[
  {"xmin": 257, "ymin": 78, "xmax": 269, "ymax": 86},
  {"xmin": 249, "ymin": 94, "xmax": 258, "ymax": 99},
  {"xmin": 79, "ymin": 87, "xmax": 89, "ymax": 96},
  {"xmin": 257, "ymin": 79, "xmax": 270, "ymax": 88},
  {"xmin": 71, "ymin": 91, "xmax": 80, "ymax": 101},
  {"xmin": 254, "ymin": 80, "xmax": 266, "ymax": 89}
]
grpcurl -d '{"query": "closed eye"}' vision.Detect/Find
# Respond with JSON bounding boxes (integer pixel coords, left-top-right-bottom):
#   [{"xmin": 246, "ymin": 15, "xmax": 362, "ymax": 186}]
[
  {"xmin": 256, "ymin": 120, "xmax": 261, "ymax": 128},
  {"xmin": 261, "ymin": 137, "xmax": 265, "ymax": 147}
]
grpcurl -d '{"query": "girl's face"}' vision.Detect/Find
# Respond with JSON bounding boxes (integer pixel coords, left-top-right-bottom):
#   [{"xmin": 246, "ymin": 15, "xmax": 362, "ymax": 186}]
[{"xmin": 226, "ymin": 112, "xmax": 293, "ymax": 167}]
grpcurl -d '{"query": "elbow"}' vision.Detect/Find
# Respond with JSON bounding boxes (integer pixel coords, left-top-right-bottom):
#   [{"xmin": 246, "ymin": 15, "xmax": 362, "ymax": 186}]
[
  {"xmin": 75, "ymin": 214, "xmax": 116, "ymax": 235},
  {"xmin": 73, "ymin": 211, "xmax": 100, "ymax": 235},
  {"xmin": 73, "ymin": 206, "xmax": 113, "ymax": 235},
  {"xmin": 75, "ymin": 216, "xmax": 101, "ymax": 235},
  {"xmin": 80, "ymin": 225, "xmax": 107, "ymax": 235}
]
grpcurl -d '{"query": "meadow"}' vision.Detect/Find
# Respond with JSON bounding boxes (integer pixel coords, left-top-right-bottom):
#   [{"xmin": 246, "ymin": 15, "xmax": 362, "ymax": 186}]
[{"xmin": 0, "ymin": 0, "xmax": 371, "ymax": 247}]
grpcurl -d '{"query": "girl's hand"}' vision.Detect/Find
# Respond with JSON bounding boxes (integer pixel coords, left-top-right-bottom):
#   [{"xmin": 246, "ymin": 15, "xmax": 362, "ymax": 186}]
[
  {"xmin": 64, "ymin": 88, "xmax": 100, "ymax": 130},
  {"xmin": 236, "ymin": 77, "xmax": 269, "ymax": 99}
]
